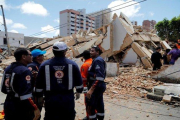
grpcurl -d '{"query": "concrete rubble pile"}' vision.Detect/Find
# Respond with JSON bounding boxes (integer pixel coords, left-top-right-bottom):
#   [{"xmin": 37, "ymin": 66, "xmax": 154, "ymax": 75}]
[
  {"xmin": 105, "ymin": 67, "xmax": 163, "ymax": 98},
  {"xmin": 26, "ymin": 13, "xmax": 170, "ymax": 68}
]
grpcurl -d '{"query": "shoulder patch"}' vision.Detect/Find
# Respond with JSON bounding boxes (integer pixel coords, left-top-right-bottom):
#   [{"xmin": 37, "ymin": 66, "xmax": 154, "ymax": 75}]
[
  {"xmin": 55, "ymin": 70, "xmax": 64, "ymax": 79},
  {"xmin": 26, "ymin": 75, "xmax": 31, "ymax": 81},
  {"xmin": 28, "ymin": 67, "xmax": 32, "ymax": 71},
  {"xmin": 95, "ymin": 65, "xmax": 100, "ymax": 69},
  {"xmin": 5, "ymin": 79, "xmax": 10, "ymax": 87}
]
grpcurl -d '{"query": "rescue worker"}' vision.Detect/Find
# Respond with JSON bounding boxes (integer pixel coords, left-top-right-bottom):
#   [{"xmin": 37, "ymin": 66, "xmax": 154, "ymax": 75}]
[
  {"xmin": 86, "ymin": 46, "xmax": 106, "ymax": 120},
  {"xmin": 27, "ymin": 49, "xmax": 46, "ymax": 120},
  {"xmin": 1, "ymin": 48, "xmax": 40, "ymax": 120},
  {"xmin": 176, "ymin": 39, "xmax": 180, "ymax": 49},
  {"xmin": 35, "ymin": 41, "xmax": 83, "ymax": 120},
  {"xmin": 80, "ymin": 50, "xmax": 93, "ymax": 120}
]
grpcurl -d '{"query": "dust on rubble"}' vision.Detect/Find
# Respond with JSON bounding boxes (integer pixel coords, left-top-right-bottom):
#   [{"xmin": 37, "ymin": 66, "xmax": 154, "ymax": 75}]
[{"xmin": 105, "ymin": 67, "xmax": 163, "ymax": 98}]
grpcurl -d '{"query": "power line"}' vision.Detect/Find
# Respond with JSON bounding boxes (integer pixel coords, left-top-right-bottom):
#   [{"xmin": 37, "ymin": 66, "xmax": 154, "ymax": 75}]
[
  {"xmin": 29, "ymin": 0, "xmax": 136, "ymax": 37},
  {"xmin": 29, "ymin": 0, "xmax": 147, "ymax": 37},
  {"xmin": 30, "ymin": 0, "xmax": 137, "ymax": 36}
]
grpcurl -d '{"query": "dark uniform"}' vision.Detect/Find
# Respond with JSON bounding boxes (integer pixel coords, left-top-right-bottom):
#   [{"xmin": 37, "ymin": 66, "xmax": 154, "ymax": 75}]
[
  {"xmin": 1, "ymin": 62, "xmax": 38, "ymax": 120},
  {"xmin": 27, "ymin": 61, "xmax": 40, "ymax": 88},
  {"xmin": 86, "ymin": 56, "xmax": 106, "ymax": 120},
  {"xmin": 27, "ymin": 61, "xmax": 42, "ymax": 120},
  {"xmin": 35, "ymin": 57, "xmax": 83, "ymax": 120}
]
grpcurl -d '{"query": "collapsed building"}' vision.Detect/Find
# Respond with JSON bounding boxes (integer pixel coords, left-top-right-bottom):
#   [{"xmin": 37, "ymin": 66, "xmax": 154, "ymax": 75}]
[{"xmin": 0, "ymin": 12, "xmax": 174, "ymax": 78}]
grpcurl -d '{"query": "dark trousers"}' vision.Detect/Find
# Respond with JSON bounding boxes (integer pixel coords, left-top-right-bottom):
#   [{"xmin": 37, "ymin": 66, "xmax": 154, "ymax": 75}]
[
  {"xmin": 153, "ymin": 65, "xmax": 161, "ymax": 70},
  {"xmin": 4, "ymin": 98, "xmax": 34, "ymax": 120},
  {"xmin": 86, "ymin": 82, "xmax": 106, "ymax": 120},
  {"xmin": 44, "ymin": 93, "xmax": 75, "ymax": 120}
]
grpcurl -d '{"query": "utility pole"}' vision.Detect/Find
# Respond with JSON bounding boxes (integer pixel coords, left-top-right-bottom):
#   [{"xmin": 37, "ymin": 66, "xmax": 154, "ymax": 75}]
[{"xmin": 1, "ymin": 5, "xmax": 10, "ymax": 56}]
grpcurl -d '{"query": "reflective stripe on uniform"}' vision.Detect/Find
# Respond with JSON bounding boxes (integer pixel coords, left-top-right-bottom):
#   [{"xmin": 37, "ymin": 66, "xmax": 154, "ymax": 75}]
[
  {"xmin": 36, "ymin": 89, "xmax": 43, "ymax": 92},
  {"xmin": 0, "ymin": 72, "xmax": 5, "ymax": 91},
  {"xmin": 10, "ymin": 73, "xmax": 15, "ymax": 92},
  {"xmin": 97, "ymin": 113, "xmax": 104, "ymax": 116},
  {"xmin": 45, "ymin": 65, "xmax": 50, "ymax": 91},
  {"xmin": 75, "ymin": 84, "xmax": 83, "ymax": 89},
  {"xmin": 20, "ymin": 93, "xmax": 32, "ymax": 100},
  {"xmin": 68, "ymin": 64, "xmax": 73, "ymax": 90},
  {"xmin": 89, "ymin": 114, "xmax": 96, "ymax": 119},
  {"xmin": 96, "ymin": 77, "xmax": 104, "ymax": 81}
]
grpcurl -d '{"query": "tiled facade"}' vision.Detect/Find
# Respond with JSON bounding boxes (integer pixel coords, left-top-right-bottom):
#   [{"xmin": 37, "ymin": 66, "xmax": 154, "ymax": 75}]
[{"xmin": 60, "ymin": 9, "xmax": 95, "ymax": 37}]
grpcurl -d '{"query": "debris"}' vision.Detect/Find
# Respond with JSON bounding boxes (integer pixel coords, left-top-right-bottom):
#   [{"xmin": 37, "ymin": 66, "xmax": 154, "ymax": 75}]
[
  {"xmin": 105, "ymin": 67, "xmax": 163, "ymax": 98},
  {"xmin": 162, "ymin": 95, "xmax": 172, "ymax": 103},
  {"xmin": 147, "ymin": 93, "xmax": 163, "ymax": 101},
  {"xmin": 153, "ymin": 86, "xmax": 165, "ymax": 96}
]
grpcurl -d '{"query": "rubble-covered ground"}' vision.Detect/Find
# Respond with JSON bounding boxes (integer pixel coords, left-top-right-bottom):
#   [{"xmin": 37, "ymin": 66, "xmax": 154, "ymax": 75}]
[{"xmin": 105, "ymin": 67, "xmax": 163, "ymax": 98}]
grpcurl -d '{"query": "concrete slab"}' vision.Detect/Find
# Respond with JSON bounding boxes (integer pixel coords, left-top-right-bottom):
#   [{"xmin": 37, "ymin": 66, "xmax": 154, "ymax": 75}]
[
  {"xmin": 112, "ymin": 17, "xmax": 127, "ymax": 52},
  {"xmin": 152, "ymin": 58, "xmax": 180, "ymax": 80},
  {"xmin": 161, "ymin": 41, "xmax": 171, "ymax": 50},
  {"xmin": 106, "ymin": 62, "xmax": 119, "ymax": 77},
  {"xmin": 122, "ymin": 48, "xmax": 138, "ymax": 64},
  {"xmin": 101, "ymin": 26, "xmax": 111, "ymax": 51},
  {"xmin": 163, "ymin": 95, "xmax": 172, "ymax": 103}
]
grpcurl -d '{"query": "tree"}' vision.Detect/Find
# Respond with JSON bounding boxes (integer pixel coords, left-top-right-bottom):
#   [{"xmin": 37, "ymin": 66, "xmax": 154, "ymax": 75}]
[{"xmin": 155, "ymin": 15, "xmax": 180, "ymax": 42}]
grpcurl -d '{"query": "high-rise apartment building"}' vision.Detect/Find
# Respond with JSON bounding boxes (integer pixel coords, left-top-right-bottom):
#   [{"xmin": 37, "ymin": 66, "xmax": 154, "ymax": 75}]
[
  {"xmin": 142, "ymin": 20, "xmax": 156, "ymax": 31},
  {"xmin": 60, "ymin": 9, "xmax": 95, "ymax": 37},
  {"xmin": 88, "ymin": 8, "xmax": 112, "ymax": 29}
]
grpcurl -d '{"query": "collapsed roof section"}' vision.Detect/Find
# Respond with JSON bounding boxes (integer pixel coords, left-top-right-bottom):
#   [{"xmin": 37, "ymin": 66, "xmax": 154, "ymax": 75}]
[
  {"xmin": 28, "ymin": 12, "xmax": 171, "ymax": 68},
  {"xmin": 0, "ymin": 12, "xmax": 171, "ymax": 70}
]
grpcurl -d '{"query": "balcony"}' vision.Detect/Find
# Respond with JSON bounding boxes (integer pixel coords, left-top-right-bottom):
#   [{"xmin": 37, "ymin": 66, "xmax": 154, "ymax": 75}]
[
  {"xmin": 71, "ymin": 26, "xmax": 75, "ymax": 29},
  {"xmin": 88, "ymin": 19, "xmax": 92, "ymax": 23},
  {"xmin": 71, "ymin": 14, "xmax": 75, "ymax": 18},
  {"xmin": 71, "ymin": 22, "xmax": 75, "ymax": 26},
  {"xmin": 71, "ymin": 18, "xmax": 75, "ymax": 21}
]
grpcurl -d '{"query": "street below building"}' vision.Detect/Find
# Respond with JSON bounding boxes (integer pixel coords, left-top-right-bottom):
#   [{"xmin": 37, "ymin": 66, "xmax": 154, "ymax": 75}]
[{"xmin": 1, "ymin": 82, "xmax": 180, "ymax": 120}]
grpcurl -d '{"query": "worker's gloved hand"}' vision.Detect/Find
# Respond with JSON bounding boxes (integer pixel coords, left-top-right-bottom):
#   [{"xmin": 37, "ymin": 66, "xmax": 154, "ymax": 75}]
[
  {"xmin": 33, "ymin": 109, "xmax": 40, "ymax": 120},
  {"xmin": 75, "ymin": 92, "xmax": 81, "ymax": 100}
]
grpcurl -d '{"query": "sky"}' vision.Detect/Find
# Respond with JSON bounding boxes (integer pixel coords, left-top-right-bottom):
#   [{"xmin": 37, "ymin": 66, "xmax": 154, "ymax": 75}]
[{"xmin": 0, "ymin": 0, "xmax": 179, "ymax": 38}]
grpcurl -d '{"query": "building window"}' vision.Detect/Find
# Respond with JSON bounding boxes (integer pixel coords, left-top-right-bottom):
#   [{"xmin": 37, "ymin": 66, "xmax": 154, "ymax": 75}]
[
  {"xmin": 3, "ymin": 38, "xmax": 7, "ymax": 44},
  {"xmin": 13, "ymin": 38, "xmax": 15, "ymax": 40}
]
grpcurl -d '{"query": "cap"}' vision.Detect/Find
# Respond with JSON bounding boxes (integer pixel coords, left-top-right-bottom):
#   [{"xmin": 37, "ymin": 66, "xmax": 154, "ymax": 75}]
[
  {"xmin": 53, "ymin": 41, "xmax": 68, "ymax": 51},
  {"xmin": 31, "ymin": 49, "xmax": 46, "ymax": 58}
]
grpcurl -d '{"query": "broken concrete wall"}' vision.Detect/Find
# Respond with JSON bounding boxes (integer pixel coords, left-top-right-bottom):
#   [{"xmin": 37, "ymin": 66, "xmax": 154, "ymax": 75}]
[
  {"xmin": 161, "ymin": 41, "xmax": 171, "ymax": 50},
  {"xmin": 106, "ymin": 62, "xmax": 119, "ymax": 77},
  {"xmin": 122, "ymin": 48, "xmax": 138, "ymax": 64},
  {"xmin": 152, "ymin": 58, "xmax": 180, "ymax": 80},
  {"xmin": 72, "ymin": 58, "xmax": 119, "ymax": 77},
  {"xmin": 112, "ymin": 17, "xmax": 130, "ymax": 54},
  {"xmin": 131, "ymin": 42, "xmax": 152, "ymax": 68}
]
